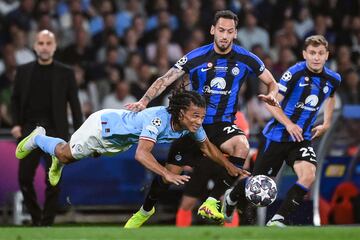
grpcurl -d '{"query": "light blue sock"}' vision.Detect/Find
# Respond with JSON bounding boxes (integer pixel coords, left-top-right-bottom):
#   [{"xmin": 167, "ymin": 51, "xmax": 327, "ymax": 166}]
[{"xmin": 34, "ymin": 135, "xmax": 65, "ymax": 156}]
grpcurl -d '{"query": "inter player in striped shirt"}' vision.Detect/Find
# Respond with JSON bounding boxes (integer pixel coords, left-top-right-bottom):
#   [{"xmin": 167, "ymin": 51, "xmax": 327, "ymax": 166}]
[
  {"xmin": 222, "ymin": 35, "xmax": 341, "ymax": 227},
  {"xmin": 125, "ymin": 10, "xmax": 279, "ymax": 227}
]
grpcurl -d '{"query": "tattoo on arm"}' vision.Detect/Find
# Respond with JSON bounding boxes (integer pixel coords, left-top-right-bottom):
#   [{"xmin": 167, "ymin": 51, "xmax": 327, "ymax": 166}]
[{"xmin": 143, "ymin": 68, "xmax": 185, "ymax": 102}]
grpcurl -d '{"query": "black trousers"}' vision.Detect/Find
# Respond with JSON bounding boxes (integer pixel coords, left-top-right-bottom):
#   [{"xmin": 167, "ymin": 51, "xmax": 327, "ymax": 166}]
[{"xmin": 18, "ymin": 126, "xmax": 60, "ymax": 226}]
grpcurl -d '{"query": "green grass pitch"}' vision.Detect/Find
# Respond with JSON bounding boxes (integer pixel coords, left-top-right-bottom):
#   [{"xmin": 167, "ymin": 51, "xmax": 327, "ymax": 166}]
[{"xmin": 0, "ymin": 226, "xmax": 359, "ymax": 240}]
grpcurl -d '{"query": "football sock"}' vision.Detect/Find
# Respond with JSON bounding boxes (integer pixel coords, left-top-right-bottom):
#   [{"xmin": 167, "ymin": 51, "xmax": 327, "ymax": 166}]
[
  {"xmin": 34, "ymin": 135, "xmax": 65, "ymax": 156},
  {"xmin": 143, "ymin": 176, "xmax": 170, "ymax": 212},
  {"xmin": 176, "ymin": 208, "xmax": 192, "ymax": 227},
  {"xmin": 209, "ymin": 156, "xmax": 245, "ymax": 199},
  {"xmin": 275, "ymin": 182, "xmax": 309, "ymax": 220},
  {"xmin": 229, "ymin": 156, "xmax": 246, "ymax": 168},
  {"xmin": 229, "ymin": 177, "xmax": 248, "ymax": 202}
]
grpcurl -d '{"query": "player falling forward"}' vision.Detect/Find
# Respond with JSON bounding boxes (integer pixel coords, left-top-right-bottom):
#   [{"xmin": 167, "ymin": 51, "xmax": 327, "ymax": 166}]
[{"xmin": 15, "ymin": 91, "xmax": 246, "ymax": 195}]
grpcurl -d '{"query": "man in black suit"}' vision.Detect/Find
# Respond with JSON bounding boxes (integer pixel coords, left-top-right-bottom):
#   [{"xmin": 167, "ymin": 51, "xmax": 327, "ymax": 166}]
[{"xmin": 11, "ymin": 30, "xmax": 83, "ymax": 226}]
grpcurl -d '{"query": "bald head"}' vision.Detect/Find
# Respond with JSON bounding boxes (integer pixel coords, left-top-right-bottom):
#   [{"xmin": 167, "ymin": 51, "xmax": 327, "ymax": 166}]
[{"xmin": 34, "ymin": 29, "xmax": 57, "ymax": 65}]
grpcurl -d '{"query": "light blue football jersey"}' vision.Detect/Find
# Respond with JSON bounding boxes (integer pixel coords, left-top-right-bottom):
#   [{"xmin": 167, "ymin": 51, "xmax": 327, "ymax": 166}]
[{"xmin": 100, "ymin": 106, "xmax": 207, "ymax": 147}]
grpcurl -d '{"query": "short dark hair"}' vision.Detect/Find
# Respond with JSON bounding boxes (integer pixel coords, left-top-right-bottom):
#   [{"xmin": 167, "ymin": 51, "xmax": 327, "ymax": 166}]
[
  {"xmin": 213, "ymin": 10, "xmax": 238, "ymax": 28},
  {"xmin": 304, "ymin": 35, "xmax": 329, "ymax": 50},
  {"xmin": 167, "ymin": 91, "xmax": 206, "ymax": 124}
]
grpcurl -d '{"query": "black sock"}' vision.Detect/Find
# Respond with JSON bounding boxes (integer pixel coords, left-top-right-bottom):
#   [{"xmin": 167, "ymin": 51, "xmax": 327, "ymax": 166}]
[
  {"xmin": 143, "ymin": 176, "xmax": 170, "ymax": 211},
  {"xmin": 229, "ymin": 156, "xmax": 246, "ymax": 168},
  {"xmin": 276, "ymin": 182, "xmax": 308, "ymax": 219},
  {"xmin": 209, "ymin": 156, "xmax": 245, "ymax": 199},
  {"xmin": 229, "ymin": 177, "xmax": 248, "ymax": 203}
]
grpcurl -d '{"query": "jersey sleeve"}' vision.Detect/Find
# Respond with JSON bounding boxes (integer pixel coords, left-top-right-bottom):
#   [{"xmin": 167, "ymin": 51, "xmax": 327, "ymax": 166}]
[
  {"xmin": 190, "ymin": 126, "xmax": 207, "ymax": 142},
  {"xmin": 278, "ymin": 67, "xmax": 297, "ymax": 96},
  {"xmin": 330, "ymin": 75, "xmax": 342, "ymax": 97},
  {"xmin": 139, "ymin": 115, "xmax": 166, "ymax": 143},
  {"xmin": 245, "ymin": 51, "xmax": 265, "ymax": 76},
  {"xmin": 174, "ymin": 54, "xmax": 191, "ymax": 73}
]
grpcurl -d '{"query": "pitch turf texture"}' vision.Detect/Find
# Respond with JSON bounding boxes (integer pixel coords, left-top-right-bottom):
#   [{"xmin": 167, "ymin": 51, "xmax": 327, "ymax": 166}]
[{"xmin": 0, "ymin": 226, "xmax": 359, "ymax": 240}]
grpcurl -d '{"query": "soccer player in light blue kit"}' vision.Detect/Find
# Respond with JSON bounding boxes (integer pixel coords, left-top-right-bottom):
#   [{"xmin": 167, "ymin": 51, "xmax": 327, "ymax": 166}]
[{"xmin": 16, "ymin": 91, "xmax": 247, "ymax": 189}]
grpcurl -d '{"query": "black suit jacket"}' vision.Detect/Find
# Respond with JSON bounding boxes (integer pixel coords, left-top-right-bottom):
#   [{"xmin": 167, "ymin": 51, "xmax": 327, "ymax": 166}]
[{"xmin": 11, "ymin": 61, "xmax": 83, "ymax": 140}]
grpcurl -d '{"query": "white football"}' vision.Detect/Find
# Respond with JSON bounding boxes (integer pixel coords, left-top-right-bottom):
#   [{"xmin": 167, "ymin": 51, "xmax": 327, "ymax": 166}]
[{"xmin": 245, "ymin": 175, "xmax": 277, "ymax": 207}]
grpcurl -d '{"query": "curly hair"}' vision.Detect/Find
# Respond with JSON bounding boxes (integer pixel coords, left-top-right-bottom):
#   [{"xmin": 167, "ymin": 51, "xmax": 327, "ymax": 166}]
[{"xmin": 167, "ymin": 90, "xmax": 206, "ymax": 125}]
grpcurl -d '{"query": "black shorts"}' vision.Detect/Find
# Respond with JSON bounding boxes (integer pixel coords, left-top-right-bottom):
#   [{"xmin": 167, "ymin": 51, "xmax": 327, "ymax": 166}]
[
  {"xmin": 167, "ymin": 122, "xmax": 245, "ymax": 167},
  {"xmin": 182, "ymin": 157, "xmax": 221, "ymax": 198},
  {"xmin": 253, "ymin": 136, "xmax": 318, "ymax": 177}
]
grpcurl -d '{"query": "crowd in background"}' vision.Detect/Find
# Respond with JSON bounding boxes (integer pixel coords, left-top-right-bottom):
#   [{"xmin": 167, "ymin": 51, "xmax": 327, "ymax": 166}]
[{"xmin": 0, "ymin": 0, "xmax": 360, "ymax": 135}]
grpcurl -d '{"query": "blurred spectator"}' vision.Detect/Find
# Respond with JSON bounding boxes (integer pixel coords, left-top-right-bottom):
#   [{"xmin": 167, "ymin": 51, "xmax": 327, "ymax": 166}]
[
  {"xmin": 339, "ymin": 69, "xmax": 360, "ymax": 104},
  {"xmin": 11, "ymin": 27, "xmax": 36, "ymax": 65},
  {"xmin": 272, "ymin": 47, "xmax": 296, "ymax": 79},
  {"xmin": 331, "ymin": 45, "xmax": 355, "ymax": 77},
  {"xmin": 96, "ymin": 30, "xmax": 127, "ymax": 66},
  {"xmin": 173, "ymin": 7, "xmax": 200, "ymax": 48},
  {"xmin": 124, "ymin": 51, "xmax": 142, "ymax": 83},
  {"xmin": 130, "ymin": 63, "xmax": 153, "ymax": 99},
  {"xmin": 92, "ymin": 12, "xmax": 117, "ymax": 51},
  {"xmin": 0, "ymin": 44, "xmax": 17, "ymax": 127},
  {"xmin": 294, "ymin": 7, "xmax": 314, "ymax": 40},
  {"xmin": 114, "ymin": 0, "xmax": 144, "ymax": 37},
  {"xmin": 246, "ymin": 82, "xmax": 272, "ymax": 135},
  {"xmin": 145, "ymin": 25, "xmax": 183, "ymax": 65},
  {"xmin": 88, "ymin": 0, "xmax": 117, "ymax": 37},
  {"xmin": 237, "ymin": 11, "xmax": 270, "ymax": 53},
  {"xmin": 182, "ymin": 27, "xmax": 206, "ymax": 53},
  {"xmin": 59, "ymin": 11, "xmax": 89, "ymax": 48},
  {"xmin": 0, "ymin": 0, "xmax": 19, "ymax": 16},
  {"xmin": 61, "ymin": 27, "xmax": 95, "ymax": 67},
  {"xmin": 102, "ymin": 80, "xmax": 136, "ymax": 109},
  {"xmin": 304, "ymin": 14, "xmax": 336, "ymax": 45},
  {"xmin": 72, "ymin": 64, "xmax": 93, "ymax": 118},
  {"xmin": 5, "ymin": 0, "xmax": 35, "ymax": 32}
]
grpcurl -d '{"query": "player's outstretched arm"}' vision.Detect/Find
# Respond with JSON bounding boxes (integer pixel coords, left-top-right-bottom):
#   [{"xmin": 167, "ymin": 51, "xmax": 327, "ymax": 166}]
[
  {"xmin": 125, "ymin": 67, "xmax": 186, "ymax": 112},
  {"xmin": 258, "ymin": 68, "xmax": 281, "ymax": 108},
  {"xmin": 198, "ymin": 138, "xmax": 250, "ymax": 177},
  {"xmin": 266, "ymin": 94, "xmax": 304, "ymax": 142},
  {"xmin": 311, "ymin": 96, "xmax": 335, "ymax": 139},
  {"xmin": 135, "ymin": 139, "xmax": 190, "ymax": 185}
]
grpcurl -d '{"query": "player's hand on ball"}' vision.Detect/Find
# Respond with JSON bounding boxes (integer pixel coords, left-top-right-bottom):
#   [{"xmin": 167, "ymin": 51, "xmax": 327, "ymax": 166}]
[
  {"xmin": 258, "ymin": 94, "xmax": 281, "ymax": 108},
  {"xmin": 163, "ymin": 171, "xmax": 190, "ymax": 185},
  {"xmin": 124, "ymin": 101, "xmax": 146, "ymax": 112}
]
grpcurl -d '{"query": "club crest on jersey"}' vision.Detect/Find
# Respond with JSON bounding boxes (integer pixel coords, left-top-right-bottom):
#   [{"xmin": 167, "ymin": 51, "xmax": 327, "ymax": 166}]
[
  {"xmin": 151, "ymin": 117, "xmax": 162, "ymax": 127},
  {"xmin": 281, "ymin": 71, "xmax": 292, "ymax": 82},
  {"xmin": 323, "ymin": 86, "xmax": 329, "ymax": 94},
  {"xmin": 231, "ymin": 67, "xmax": 240, "ymax": 76}
]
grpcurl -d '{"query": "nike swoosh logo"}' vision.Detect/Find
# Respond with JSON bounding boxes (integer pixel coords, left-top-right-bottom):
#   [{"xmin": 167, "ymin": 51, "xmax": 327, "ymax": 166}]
[
  {"xmin": 299, "ymin": 83, "xmax": 309, "ymax": 87},
  {"xmin": 201, "ymin": 67, "xmax": 211, "ymax": 72}
]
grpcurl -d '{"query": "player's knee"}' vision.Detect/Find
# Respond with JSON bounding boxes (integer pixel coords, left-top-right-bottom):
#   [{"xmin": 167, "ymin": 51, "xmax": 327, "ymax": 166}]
[
  {"xmin": 298, "ymin": 171, "xmax": 316, "ymax": 186},
  {"xmin": 234, "ymin": 136, "xmax": 249, "ymax": 156}
]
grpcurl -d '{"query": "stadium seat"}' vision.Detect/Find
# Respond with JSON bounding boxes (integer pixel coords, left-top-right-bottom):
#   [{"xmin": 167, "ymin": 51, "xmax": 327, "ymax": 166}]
[{"xmin": 329, "ymin": 182, "xmax": 359, "ymax": 224}]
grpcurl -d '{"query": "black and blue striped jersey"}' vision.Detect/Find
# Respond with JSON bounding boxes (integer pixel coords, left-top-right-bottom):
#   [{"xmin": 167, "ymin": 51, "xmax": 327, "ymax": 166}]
[
  {"xmin": 174, "ymin": 43, "xmax": 265, "ymax": 124},
  {"xmin": 263, "ymin": 61, "xmax": 341, "ymax": 142}
]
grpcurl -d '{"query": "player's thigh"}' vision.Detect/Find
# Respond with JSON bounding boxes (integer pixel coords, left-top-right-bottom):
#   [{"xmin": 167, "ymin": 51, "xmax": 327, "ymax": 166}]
[
  {"xmin": 203, "ymin": 122, "xmax": 248, "ymax": 156},
  {"xmin": 288, "ymin": 141, "xmax": 317, "ymax": 185},
  {"xmin": 252, "ymin": 137, "xmax": 287, "ymax": 177},
  {"xmin": 166, "ymin": 135, "xmax": 201, "ymax": 167},
  {"xmin": 287, "ymin": 141, "xmax": 318, "ymax": 169}
]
